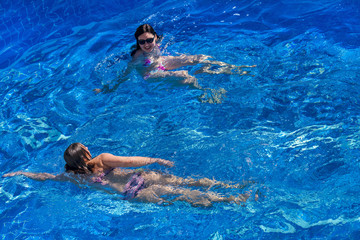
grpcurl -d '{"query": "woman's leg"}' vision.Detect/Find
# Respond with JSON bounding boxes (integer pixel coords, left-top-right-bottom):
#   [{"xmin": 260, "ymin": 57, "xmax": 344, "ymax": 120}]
[
  {"xmin": 143, "ymin": 171, "xmax": 251, "ymax": 190},
  {"xmin": 171, "ymin": 188, "xmax": 248, "ymax": 207},
  {"xmin": 162, "ymin": 54, "xmax": 256, "ymax": 75},
  {"xmin": 163, "ymin": 55, "xmax": 212, "ymax": 70},
  {"xmin": 136, "ymin": 184, "xmax": 248, "ymax": 207},
  {"xmin": 180, "ymin": 177, "xmax": 252, "ymax": 190},
  {"xmin": 195, "ymin": 61, "xmax": 256, "ymax": 75},
  {"xmin": 147, "ymin": 70, "xmax": 200, "ymax": 88}
]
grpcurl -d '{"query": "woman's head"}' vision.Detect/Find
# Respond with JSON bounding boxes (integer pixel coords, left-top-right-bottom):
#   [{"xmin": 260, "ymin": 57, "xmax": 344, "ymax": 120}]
[
  {"xmin": 131, "ymin": 24, "xmax": 159, "ymax": 55},
  {"xmin": 64, "ymin": 143, "xmax": 93, "ymax": 174}
]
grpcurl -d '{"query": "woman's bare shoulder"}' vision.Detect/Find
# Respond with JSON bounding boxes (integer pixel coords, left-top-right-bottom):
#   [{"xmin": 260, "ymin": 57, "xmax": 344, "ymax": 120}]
[{"xmin": 132, "ymin": 49, "xmax": 143, "ymax": 61}]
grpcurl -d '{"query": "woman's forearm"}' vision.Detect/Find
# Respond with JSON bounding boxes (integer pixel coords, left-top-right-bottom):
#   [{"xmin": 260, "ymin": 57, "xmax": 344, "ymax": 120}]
[
  {"xmin": 99, "ymin": 153, "xmax": 174, "ymax": 168},
  {"xmin": 3, "ymin": 171, "xmax": 56, "ymax": 181}
]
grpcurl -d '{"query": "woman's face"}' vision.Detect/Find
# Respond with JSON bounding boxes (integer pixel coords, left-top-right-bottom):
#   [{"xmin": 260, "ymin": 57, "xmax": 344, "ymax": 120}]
[{"xmin": 138, "ymin": 32, "xmax": 157, "ymax": 53}]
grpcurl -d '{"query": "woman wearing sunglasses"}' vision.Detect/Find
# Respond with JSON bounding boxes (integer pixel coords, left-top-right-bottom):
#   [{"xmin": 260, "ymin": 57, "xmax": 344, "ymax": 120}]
[
  {"xmin": 95, "ymin": 24, "xmax": 255, "ymax": 93},
  {"xmin": 129, "ymin": 24, "xmax": 203, "ymax": 87},
  {"xmin": 129, "ymin": 24, "xmax": 255, "ymax": 87}
]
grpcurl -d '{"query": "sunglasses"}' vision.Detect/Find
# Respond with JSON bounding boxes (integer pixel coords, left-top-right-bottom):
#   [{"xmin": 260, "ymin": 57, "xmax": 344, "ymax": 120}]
[{"xmin": 138, "ymin": 38, "xmax": 154, "ymax": 45}]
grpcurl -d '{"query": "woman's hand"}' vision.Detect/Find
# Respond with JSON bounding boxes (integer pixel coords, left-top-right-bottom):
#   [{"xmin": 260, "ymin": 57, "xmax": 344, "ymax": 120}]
[
  {"xmin": 155, "ymin": 158, "xmax": 174, "ymax": 168},
  {"xmin": 93, "ymin": 88, "xmax": 102, "ymax": 94}
]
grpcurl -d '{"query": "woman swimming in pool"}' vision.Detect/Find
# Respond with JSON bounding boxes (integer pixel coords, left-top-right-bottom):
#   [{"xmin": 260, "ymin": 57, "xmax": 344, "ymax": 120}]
[
  {"xmin": 3, "ymin": 143, "xmax": 250, "ymax": 207},
  {"xmin": 95, "ymin": 24, "xmax": 255, "ymax": 92}
]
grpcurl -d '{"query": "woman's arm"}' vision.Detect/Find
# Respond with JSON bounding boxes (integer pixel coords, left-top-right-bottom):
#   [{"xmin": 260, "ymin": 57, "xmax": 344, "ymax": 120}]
[
  {"xmin": 93, "ymin": 62, "xmax": 134, "ymax": 94},
  {"xmin": 2, "ymin": 171, "xmax": 83, "ymax": 186},
  {"xmin": 97, "ymin": 153, "xmax": 174, "ymax": 169},
  {"xmin": 163, "ymin": 54, "xmax": 212, "ymax": 70},
  {"xmin": 2, "ymin": 171, "xmax": 57, "ymax": 181}
]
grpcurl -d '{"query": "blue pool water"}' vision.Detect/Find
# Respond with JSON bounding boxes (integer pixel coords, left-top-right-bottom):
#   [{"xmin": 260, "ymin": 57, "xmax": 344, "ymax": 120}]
[{"xmin": 1, "ymin": 0, "xmax": 360, "ymax": 239}]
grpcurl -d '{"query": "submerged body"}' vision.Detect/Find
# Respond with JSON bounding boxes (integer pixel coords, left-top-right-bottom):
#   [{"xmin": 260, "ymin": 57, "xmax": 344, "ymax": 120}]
[
  {"xmin": 130, "ymin": 42, "xmax": 209, "ymax": 87},
  {"xmin": 97, "ymin": 168, "xmax": 249, "ymax": 206},
  {"xmin": 3, "ymin": 143, "xmax": 250, "ymax": 207},
  {"xmin": 4, "ymin": 167, "xmax": 249, "ymax": 207},
  {"xmin": 95, "ymin": 24, "xmax": 256, "ymax": 92}
]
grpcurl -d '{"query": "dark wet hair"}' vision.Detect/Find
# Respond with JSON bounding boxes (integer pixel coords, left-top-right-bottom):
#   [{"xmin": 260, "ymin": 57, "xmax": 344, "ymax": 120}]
[
  {"xmin": 64, "ymin": 143, "xmax": 93, "ymax": 174},
  {"xmin": 131, "ymin": 24, "xmax": 160, "ymax": 56}
]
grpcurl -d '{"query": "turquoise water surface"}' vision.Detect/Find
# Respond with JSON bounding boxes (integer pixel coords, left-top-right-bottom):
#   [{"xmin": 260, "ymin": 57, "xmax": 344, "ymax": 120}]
[{"xmin": 1, "ymin": 0, "xmax": 360, "ymax": 239}]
